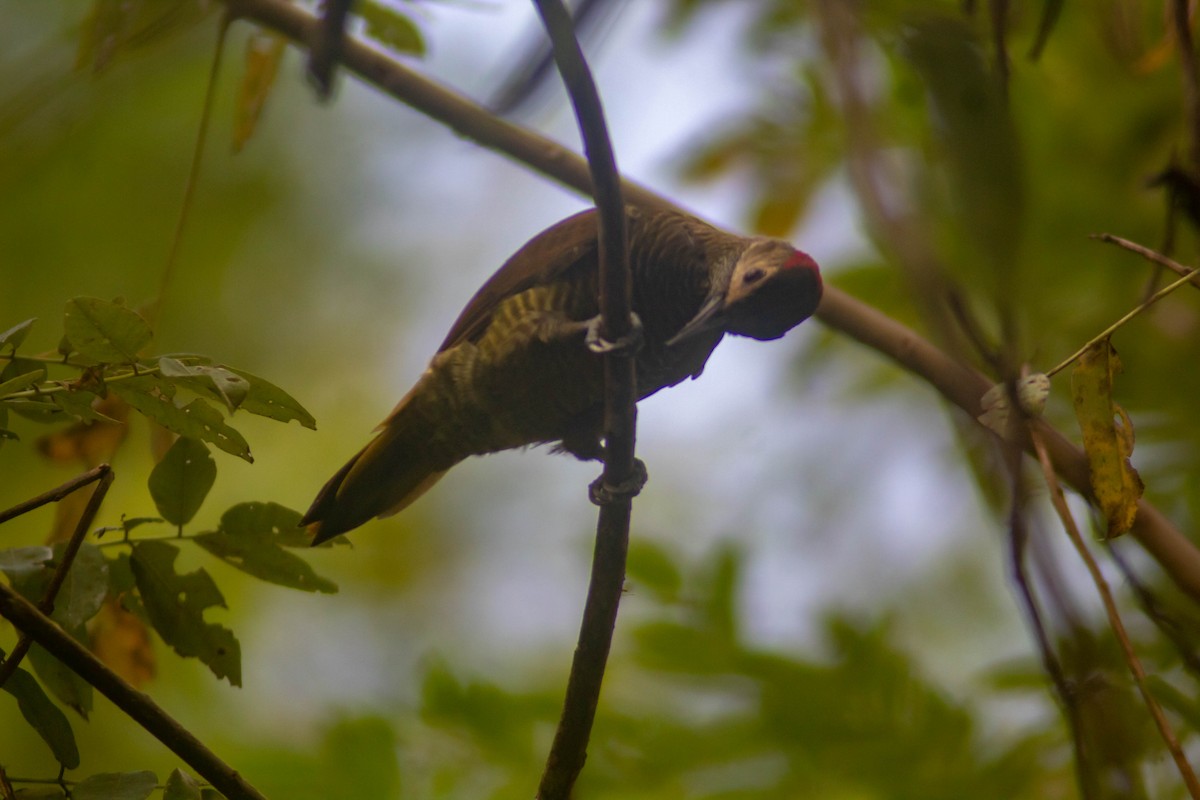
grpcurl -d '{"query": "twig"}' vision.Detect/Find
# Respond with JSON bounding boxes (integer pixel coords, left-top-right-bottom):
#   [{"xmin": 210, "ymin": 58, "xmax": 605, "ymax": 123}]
[
  {"xmin": 1002, "ymin": 446, "xmax": 1092, "ymax": 796},
  {"xmin": 0, "ymin": 465, "xmax": 114, "ymax": 689},
  {"xmin": 0, "ymin": 464, "xmax": 109, "ymax": 526},
  {"xmin": 529, "ymin": 1, "xmax": 633, "ymax": 797},
  {"xmin": 0, "ymin": 583, "xmax": 267, "ymax": 800},
  {"xmin": 1045, "ymin": 259, "xmax": 1199, "ymax": 377},
  {"xmin": 1091, "ymin": 232, "xmax": 1200, "ymax": 291},
  {"xmin": 1029, "ymin": 427, "xmax": 1200, "ymax": 798},
  {"xmin": 215, "ymin": 0, "xmax": 1200, "ymax": 605},
  {"xmin": 1108, "ymin": 543, "xmax": 1200, "ymax": 677},
  {"xmin": 147, "ymin": 14, "xmax": 231, "ymax": 334},
  {"xmin": 307, "ymin": 0, "xmax": 355, "ymax": 98}
]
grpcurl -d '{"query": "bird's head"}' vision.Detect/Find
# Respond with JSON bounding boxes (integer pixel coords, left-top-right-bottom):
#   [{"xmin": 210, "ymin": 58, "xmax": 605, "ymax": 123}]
[{"xmin": 668, "ymin": 239, "xmax": 823, "ymax": 346}]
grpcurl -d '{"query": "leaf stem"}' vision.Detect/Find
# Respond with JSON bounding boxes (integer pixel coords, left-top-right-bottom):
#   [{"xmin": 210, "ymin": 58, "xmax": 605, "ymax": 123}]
[
  {"xmin": 1045, "ymin": 264, "xmax": 1199, "ymax": 377},
  {"xmin": 1029, "ymin": 427, "xmax": 1200, "ymax": 798}
]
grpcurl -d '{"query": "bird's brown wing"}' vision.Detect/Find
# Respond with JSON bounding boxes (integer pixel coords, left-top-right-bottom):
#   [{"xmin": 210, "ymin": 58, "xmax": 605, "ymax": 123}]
[{"xmin": 437, "ymin": 207, "xmax": 601, "ymax": 351}]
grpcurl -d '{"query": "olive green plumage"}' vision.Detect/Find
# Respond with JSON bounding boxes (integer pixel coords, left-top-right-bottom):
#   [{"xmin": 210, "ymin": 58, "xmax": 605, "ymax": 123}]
[{"xmin": 302, "ymin": 206, "xmax": 823, "ymax": 542}]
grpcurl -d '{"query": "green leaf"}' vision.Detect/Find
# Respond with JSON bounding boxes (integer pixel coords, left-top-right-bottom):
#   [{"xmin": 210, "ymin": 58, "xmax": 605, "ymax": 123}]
[
  {"xmin": 320, "ymin": 716, "xmax": 401, "ymax": 799},
  {"xmin": 627, "ymin": 539, "xmax": 683, "ymax": 602},
  {"xmin": 63, "ymin": 297, "xmax": 152, "ymax": 363},
  {"xmin": 0, "ymin": 317, "xmax": 35, "ymax": 352},
  {"xmin": 159, "ymin": 357, "xmax": 251, "ymax": 413},
  {"xmin": 72, "ymin": 771, "xmax": 157, "ymax": 800},
  {"xmin": 163, "ymin": 769, "xmax": 202, "ymax": 800},
  {"xmin": 11, "ymin": 785, "xmax": 67, "ymax": 798},
  {"xmin": 2, "ymin": 357, "xmax": 47, "ymax": 384},
  {"xmin": 54, "ymin": 542, "xmax": 109, "ymax": 629},
  {"xmin": 221, "ymin": 501, "xmax": 304, "ymax": 544},
  {"xmin": 110, "ymin": 380, "xmax": 253, "ymax": 461},
  {"xmin": 53, "ymin": 390, "xmax": 119, "ymax": 423},
  {"xmin": 130, "ymin": 540, "xmax": 241, "ymax": 685},
  {"xmin": 195, "ymin": 502, "xmax": 338, "ymax": 593},
  {"xmin": 5, "ymin": 398, "xmax": 69, "ymax": 423},
  {"xmin": 226, "ymin": 368, "xmax": 316, "ymax": 429},
  {"xmin": 1, "ymin": 664, "xmax": 80, "ymax": 768},
  {"xmin": 0, "ymin": 369, "xmax": 44, "ymax": 398},
  {"xmin": 149, "ymin": 437, "xmax": 217, "ymax": 527},
  {"xmin": 360, "ymin": 1, "xmax": 425, "ymax": 55},
  {"xmin": 30, "ymin": 643, "xmax": 93, "ymax": 718}
]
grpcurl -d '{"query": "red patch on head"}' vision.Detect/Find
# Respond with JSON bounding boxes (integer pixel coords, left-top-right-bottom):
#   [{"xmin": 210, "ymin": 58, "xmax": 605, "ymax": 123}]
[{"xmin": 784, "ymin": 250, "xmax": 819, "ymax": 273}]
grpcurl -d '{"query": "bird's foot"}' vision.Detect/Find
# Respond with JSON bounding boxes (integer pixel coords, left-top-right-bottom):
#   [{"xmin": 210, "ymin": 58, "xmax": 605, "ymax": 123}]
[
  {"xmin": 589, "ymin": 458, "xmax": 648, "ymax": 505},
  {"xmin": 585, "ymin": 312, "xmax": 644, "ymax": 356}
]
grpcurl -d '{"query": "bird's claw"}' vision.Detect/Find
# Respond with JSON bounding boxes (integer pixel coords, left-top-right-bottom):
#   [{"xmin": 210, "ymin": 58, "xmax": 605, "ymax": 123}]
[
  {"xmin": 585, "ymin": 313, "xmax": 644, "ymax": 356},
  {"xmin": 589, "ymin": 458, "xmax": 648, "ymax": 506}
]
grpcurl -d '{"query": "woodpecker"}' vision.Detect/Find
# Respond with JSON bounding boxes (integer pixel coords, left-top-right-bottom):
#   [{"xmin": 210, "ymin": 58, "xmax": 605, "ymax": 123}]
[{"xmin": 303, "ymin": 206, "xmax": 823, "ymax": 542}]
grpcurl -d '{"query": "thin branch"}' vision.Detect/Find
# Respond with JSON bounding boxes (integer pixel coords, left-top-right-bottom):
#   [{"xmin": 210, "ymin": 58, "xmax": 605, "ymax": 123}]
[
  {"xmin": 1091, "ymin": 232, "xmax": 1200, "ymax": 291},
  {"xmin": 529, "ymin": 1, "xmax": 633, "ymax": 797},
  {"xmin": 1045, "ymin": 259, "xmax": 1199, "ymax": 378},
  {"xmin": 1003, "ymin": 448, "xmax": 1092, "ymax": 796},
  {"xmin": 1109, "ymin": 543, "xmax": 1200, "ymax": 678},
  {"xmin": 0, "ymin": 583, "xmax": 268, "ymax": 800},
  {"xmin": 0, "ymin": 464, "xmax": 111, "ymax": 526},
  {"xmin": 307, "ymin": 0, "xmax": 356, "ymax": 98},
  {"xmin": 147, "ymin": 14, "xmax": 231, "ymax": 334},
  {"xmin": 0, "ymin": 465, "xmax": 114, "ymax": 689},
  {"xmin": 1029, "ymin": 427, "xmax": 1200, "ymax": 798},
  {"xmin": 216, "ymin": 0, "xmax": 1200, "ymax": 604}
]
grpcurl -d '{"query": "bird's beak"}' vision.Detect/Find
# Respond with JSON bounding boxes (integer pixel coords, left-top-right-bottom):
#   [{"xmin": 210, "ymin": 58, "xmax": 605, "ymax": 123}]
[{"xmin": 667, "ymin": 295, "xmax": 725, "ymax": 347}]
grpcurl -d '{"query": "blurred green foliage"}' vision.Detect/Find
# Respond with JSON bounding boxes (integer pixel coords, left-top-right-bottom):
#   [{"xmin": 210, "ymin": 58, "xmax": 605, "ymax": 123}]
[{"xmin": 3, "ymin": 1, "xmax": 1200, "ymax": 798}]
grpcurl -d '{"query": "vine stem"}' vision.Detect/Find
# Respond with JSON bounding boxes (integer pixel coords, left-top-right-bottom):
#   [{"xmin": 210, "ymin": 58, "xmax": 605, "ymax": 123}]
[{"xmin": 1029, "ymin": 426, "xmax": 1200, "ymax": 798}]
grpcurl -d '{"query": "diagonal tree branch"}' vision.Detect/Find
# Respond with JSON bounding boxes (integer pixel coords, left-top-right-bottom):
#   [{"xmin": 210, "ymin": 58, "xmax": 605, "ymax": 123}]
[
  {"xmin": 219, "ymin": 0, "xmax": 1200, "ymax": 601},
  {"xmin": 529, "ymin": 2, "xmax": 633, "ymax": 797},
  {"xmin": 0, "ymin": 465, "xmax": 113, "ymax": 690},
  {"xmin": 0, "ymin": 583, "xmax": 268, "ymax": 800}
]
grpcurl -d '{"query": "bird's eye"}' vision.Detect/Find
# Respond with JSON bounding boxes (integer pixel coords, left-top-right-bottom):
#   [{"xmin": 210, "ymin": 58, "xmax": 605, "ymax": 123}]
[{"xmin": 743, "ymin": 268, "xmax": 766, "ymax": 285}]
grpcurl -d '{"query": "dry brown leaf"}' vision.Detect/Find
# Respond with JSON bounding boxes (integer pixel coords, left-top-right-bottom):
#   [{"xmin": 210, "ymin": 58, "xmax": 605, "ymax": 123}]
[
  {"xmin": 90, "ymin": 600, "xmax": 156, "ymax": 688},
  {"xmin": 1071, "ymin": 339, "xmax": 1144, "ymax": 538},
  {"xmin": 233, "ymin": 30, "xmax": 288, "ymax": 153}
]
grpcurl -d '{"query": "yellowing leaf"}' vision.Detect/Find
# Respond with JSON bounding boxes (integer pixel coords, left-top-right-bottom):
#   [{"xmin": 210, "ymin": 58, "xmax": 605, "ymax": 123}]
[
  {"xmin": 234, "ymin": 30, "xmax": 288, "ymax": 153},
  {"xmin": 360, "ymin": 1, "xmax": 426, "ymax": 56},
  {"xmin": 1071, "ymin": 339, "xmax": 1143, "ymax": 538}
]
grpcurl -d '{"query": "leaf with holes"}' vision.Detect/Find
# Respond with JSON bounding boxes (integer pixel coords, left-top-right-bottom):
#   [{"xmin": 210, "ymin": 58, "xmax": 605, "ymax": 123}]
[
  {"xmin": 130, "ymin": 540, "xmax": 241, "ymax": 685},
  {"xmin": 226, "ymin": 367, "xmax": 316, "ymax": 429},
  {"xmin": 110, "ymin": 379, "xmax": 252, "ymax": 461},
  {"xmin": 195, "ymin": 502, "xmax": 337, "ymax": 593},
  {"xmin": 149, "ymin": 437, "xmax": 216, "ymax": 527},
  {"xmin": 158, "ymin": 357, "xmax": 251, "ymax": 413},
  {"xmin": 63, "ymin": 297, "xmax": 152, "ymax": 364}
]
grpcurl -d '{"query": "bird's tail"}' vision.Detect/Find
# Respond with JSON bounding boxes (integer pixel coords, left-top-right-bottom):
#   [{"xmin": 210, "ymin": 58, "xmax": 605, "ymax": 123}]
[{"xmin": 302, "ymin": 415, "xmax": 453, "ymax": 545}]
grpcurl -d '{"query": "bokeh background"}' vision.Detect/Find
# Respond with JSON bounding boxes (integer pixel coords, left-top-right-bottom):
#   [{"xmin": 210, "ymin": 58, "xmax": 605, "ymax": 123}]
[{"xmin": 3, "ymin": 1, "xmax": 1200, "ymax": 797}]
